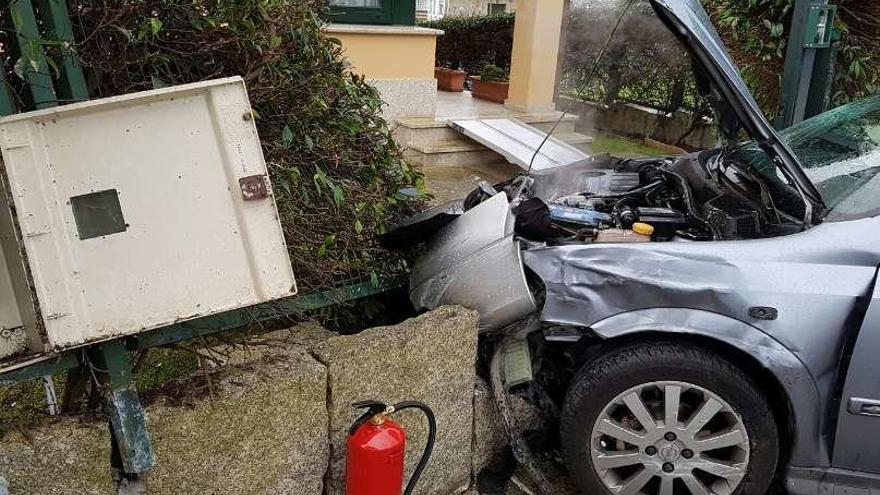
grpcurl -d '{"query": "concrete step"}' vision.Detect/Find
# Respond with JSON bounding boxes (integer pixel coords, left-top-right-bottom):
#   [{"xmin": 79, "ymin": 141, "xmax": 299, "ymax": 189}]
[
  {"xmin": 554, "ymin": 131, "xmax": 593, "ymax": 153},
  {"xmin": 409, "ymin": 140, "xmax": 488, "ymax": 154},
  {"xmin": 403, "ymin": 141, "xmax": 503, "ymax": 168},
  {"xmin": 552, "ymin": 131, "xmax": 593, "ymax": 145},
  {"xmin": 395, "ymin": 113, "xmax": 579, "ymax": 147},
  {"xmin": 402, "ymin": 129, "xmax": 593, "ymax": 168}
]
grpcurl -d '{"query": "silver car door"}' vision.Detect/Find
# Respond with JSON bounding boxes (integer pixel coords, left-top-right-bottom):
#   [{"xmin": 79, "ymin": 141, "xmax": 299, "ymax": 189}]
[{"xmin": 833, "ymin": 266, "xmax": 880, "ymax": 474}]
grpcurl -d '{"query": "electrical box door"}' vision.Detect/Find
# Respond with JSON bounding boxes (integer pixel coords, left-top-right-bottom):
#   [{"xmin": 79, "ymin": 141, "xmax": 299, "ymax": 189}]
[{"xmin": 0, "ymin": 77, "xmax": 296, "ymax": 351}]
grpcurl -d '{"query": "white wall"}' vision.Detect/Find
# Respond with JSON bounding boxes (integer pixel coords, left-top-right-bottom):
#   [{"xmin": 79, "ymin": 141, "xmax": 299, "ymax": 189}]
[
  {"xmin": 444, "ymin": 0, "xmax": 517, "ymax": 17},
  {"xmin": 417, "ymin": 0, "xmax": 448, "ymax": 20}
]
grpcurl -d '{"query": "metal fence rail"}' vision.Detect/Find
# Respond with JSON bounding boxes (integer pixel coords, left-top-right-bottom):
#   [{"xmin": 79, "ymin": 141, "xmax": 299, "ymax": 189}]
[{"xmin": 1, "ymin": 0, "xmax": 88, "ymax": 116}]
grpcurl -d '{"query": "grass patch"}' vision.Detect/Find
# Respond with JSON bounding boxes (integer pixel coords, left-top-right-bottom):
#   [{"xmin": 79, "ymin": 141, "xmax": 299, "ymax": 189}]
[
  {"xmin": 0, "ymin": 347, "xmax": 200, "ymax": 436},
  {"xmin": 589, "ymin": 134, "xmax": 670, "ymax": 158},
  {"xmin": 0, "ymin": 375, "xmax": 66, "ymax": 437},
  {"xmin": 134, "ymin": 347, "xmax": 200, "ymax": 392}
]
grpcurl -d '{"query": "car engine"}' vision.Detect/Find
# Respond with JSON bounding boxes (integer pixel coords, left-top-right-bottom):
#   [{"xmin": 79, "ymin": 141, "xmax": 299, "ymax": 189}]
[
  {"xmin": 380, "ymin": 151, "xmax": 798, "ymax": 252},
  {"xmin": 463, "ymin": 153, "xmax": 780, "ymax": 245}
]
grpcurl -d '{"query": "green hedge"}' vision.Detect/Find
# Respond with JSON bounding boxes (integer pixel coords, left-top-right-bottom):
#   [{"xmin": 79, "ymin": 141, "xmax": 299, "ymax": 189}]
[
  {"xmin": 421, "ymin": 13, "xmax": 515, "ymax": 74},
  {"xmin": 562, "ymin": 2, "xmax": 703, "ymax": 113},
  {"xmin": 563, "ymin": 0, "xmax": 877, "ymax": 121},
  {"xmin": 707, "ymin": 0, "xmax": 879, "ymax": 114}
]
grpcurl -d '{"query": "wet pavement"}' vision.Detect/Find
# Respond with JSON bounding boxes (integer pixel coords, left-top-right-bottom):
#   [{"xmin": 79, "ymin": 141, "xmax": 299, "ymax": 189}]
[
  {"xmin": 435, "ymin": 91, "xmax": 522, "ymax": 120},
  {"xmin": 422, "ymin": 162, "xmax": 522, "ymax": 204}
]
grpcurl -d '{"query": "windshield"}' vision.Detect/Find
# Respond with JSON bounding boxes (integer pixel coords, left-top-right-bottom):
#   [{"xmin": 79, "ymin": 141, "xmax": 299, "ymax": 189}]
[{"xmin": 732, "ymin": 93, "xmax": 880, "ymax": 222}]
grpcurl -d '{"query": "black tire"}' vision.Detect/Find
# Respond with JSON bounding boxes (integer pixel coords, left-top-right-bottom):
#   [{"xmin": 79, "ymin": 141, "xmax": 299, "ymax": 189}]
[{"xmin": 560, "ymin": 340, "xmax": 779, "ymax": 495}]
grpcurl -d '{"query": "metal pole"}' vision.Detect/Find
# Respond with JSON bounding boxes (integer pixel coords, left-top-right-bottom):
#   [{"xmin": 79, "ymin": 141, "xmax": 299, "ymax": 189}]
[
  {"xmin": 9, "ymin": 0, "xmax": 59, "ymax": 109},
  {"xmin": 804, "ymin": 28, "xmax": 840, "ymax": 118},
  {"xmin": 0, "ymin": 71, "xmax": 14, "ymax": 117},
  {"xmin": 41, "ymin": 375, "xmax": 59, "ymax": 415},
  {"xmin": 34, "ymin": 0, "xmax": 89, "ymax": 103},
  {"xmin": 776, "ymin": 0, "xmax": 837, "ymax": 129},
  {"xmin": 88, "ymin": 341, "xmax": 156, "ymax": 478}
]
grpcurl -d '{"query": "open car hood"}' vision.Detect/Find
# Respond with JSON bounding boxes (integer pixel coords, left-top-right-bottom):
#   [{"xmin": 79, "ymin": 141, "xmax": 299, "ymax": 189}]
[{"xmin": 650, "ymin": 0, "xmax": 826, "ymax": 215}]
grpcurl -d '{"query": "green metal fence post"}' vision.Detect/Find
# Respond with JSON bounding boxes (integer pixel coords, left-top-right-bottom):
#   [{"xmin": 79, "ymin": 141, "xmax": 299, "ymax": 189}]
[
  {"xmin": 34, "ymin": 0, "xmax": 88, "ymax": 102},
  {"xmin": 0, "ymin": 353, "xmax": 78, "ymax": 387},
  {"xmin": 0, "ymin": 71, "xmax": 15, "ymax": 116},
  {"xmin": 9, "ymin": 0, "xmax": 58, "ymax": 109},
  {"xmin": 89, "ymin": 341, "xmax": 156, "ymax": 476},
  {"xmin": 776, "ymin": 0, "xmax": 838, "ymax": 129},
  {"xmin": 803, "ymin": 27, "xmax": 840, "ymax": 119}
]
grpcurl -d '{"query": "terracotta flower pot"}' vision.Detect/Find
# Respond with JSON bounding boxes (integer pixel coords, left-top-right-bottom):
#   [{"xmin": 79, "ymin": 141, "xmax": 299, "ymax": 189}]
[
  {"xmin": 471, "ymin": 76, "xmax": 509, "ymax": 104},
  {"xmin": 434, "ymin": 67, "xmax": 467, "ymax": 92}
]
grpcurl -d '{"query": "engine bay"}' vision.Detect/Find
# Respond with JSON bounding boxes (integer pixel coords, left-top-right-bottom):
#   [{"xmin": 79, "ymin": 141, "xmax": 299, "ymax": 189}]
[
  {"xmin": 380, "ymin": 150, "xmax": 808, "ymax": 252},
  {"xmin": 460, "ymin": 152, "xmax": 804, "ymax": 245}
]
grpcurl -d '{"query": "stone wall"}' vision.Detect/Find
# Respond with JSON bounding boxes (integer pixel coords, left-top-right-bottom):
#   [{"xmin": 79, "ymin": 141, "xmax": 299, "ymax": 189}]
[
  {"xmin": 0, "ymin": 342, "xmax": 329, "ymax": 495},
  {"xmin": 314, "ymin": 307, "xmax": 478, "ymax": 495},
  {"xmin": 559, "ymin": 97, "xmax": 717, "ymax": 150},
  {"xmin": 0, "ymin": 307, "xmax": 491, "ymax": 495}
]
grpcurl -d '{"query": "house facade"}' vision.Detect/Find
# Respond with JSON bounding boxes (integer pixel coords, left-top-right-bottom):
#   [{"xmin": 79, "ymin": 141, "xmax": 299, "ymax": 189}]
[
  {"xmin": 414, "ymin": 0, "xmax": 517, "ymax": 20},
  {"xmin": 326, "ymin": 0, "xmax": 557, "ymax": 120},
  {"xmin": 416, "ymin": 0, "xmax": 447, "ymax": 20},
  {"xmin": 445, "ymin": 0, "xmax": 517, "ymax": 17}
]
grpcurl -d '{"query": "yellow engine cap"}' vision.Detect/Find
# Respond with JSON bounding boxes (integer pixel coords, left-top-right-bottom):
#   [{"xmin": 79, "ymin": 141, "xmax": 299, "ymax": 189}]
[{"xmin": 632, "ymin": 222, "xmax": 655, "ymax": 236}]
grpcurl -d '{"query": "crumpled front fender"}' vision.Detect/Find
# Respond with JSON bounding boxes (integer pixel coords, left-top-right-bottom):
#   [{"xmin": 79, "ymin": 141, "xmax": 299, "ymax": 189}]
[
  {"xmin": 409, "ymin": 193, "xmax": 537, "ymax": 331},
  {"xmin": 589, "ymin": 307, "xmax": 825, "ymax": 467}
]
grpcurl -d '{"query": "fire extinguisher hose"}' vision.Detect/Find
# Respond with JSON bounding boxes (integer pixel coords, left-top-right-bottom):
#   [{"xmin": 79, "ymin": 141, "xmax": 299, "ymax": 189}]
[{"xmin": 391, "ymin": 401, "xmax": 436, "ymax": 495}]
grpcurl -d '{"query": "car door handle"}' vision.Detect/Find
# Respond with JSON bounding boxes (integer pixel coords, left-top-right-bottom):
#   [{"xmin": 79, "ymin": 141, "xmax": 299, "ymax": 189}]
[{"xmin": 848, "ymin": 398, "xmax": 880, "ymax": 417}]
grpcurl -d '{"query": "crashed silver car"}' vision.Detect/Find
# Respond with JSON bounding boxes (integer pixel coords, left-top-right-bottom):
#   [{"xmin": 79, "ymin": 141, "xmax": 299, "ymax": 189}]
[{"xmin": 385, "ymin": 1, "xmax": 880, "ymax": 494}]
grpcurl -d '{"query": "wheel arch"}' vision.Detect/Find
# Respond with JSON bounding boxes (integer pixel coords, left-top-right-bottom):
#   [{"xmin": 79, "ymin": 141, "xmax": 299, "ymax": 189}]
[{"xmin": 574, "ymin": 307, "xmax": 827, "ymax": 468}]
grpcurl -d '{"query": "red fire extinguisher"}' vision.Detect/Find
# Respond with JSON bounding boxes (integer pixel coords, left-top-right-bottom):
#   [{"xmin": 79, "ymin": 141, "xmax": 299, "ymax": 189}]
[{"xmin": 345, "ymin": 400, "xmax": 436, "ymax": 495}]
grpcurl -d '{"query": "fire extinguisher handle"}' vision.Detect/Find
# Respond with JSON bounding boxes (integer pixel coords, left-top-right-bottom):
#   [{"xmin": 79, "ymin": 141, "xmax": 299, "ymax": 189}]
[
  {"xmin": 392, "ymin": 401, "xmax": 437, "ymax": 495},
  {"xmin": 348, "ymin": 400, "xmax": 388, "ymax": 435}
]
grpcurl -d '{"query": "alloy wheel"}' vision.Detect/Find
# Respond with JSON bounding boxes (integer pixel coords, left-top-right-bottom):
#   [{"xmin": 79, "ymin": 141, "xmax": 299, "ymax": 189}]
[{"xmin": 589, "ymin": 380, "xmax": 750, "ymax": 495}]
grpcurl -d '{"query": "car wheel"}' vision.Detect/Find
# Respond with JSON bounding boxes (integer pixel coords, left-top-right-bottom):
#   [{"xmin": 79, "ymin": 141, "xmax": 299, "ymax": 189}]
[{"xmin": 561, "ymin": 340, "xmax": 778, "ymax": 495}]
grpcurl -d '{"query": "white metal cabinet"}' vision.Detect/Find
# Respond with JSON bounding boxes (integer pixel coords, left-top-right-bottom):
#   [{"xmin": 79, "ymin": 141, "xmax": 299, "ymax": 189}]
[
  {"xmin": 0, "ymin": 77, "xmax": 296, "ymax": 351},
  {"xmin": 0, "ymin": 162, "xmax": 36, "ymax": 360},
  {"xmin": 0, "ymin": 239, "xmax": 25, "ymax": 358}
]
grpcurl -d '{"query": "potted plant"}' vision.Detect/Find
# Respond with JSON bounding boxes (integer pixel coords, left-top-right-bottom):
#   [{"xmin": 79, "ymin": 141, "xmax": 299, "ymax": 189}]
[
  {"xmin": 435, "ymin": 66, "xmax": 467, "ymax": 92},
  {"xmin": 471, "ymin": 64, "xmax": 509, "ymax": 103}
]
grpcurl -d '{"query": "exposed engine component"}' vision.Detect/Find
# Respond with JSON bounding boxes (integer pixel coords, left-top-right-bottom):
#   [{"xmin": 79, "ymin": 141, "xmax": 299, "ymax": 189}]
[
  {"xmin": 380, "ymin": 153, "xmax": 780, "ymax": 250},
  {"xmin": 703, "ymin": 194, "xmax": 764, "ymax": 239},
  {"xmin": 547, "ymin": 204, "xmax": 612, "ymax": 227},
  {"xmin": 617, "ymin": 203, "xmax": 638, "ymax": 228},
  {"xmin": 595, "ymin": 227, "xmax": 652, "ymax": 243},
  {"xmin": 503, "ymin": 156, "xmax": 773, "ymax": 245},
  {"xmin": 636, "ymin": 207, "xmax": 690, "ymax": 239},
  {"xmin": 574, "ymin": 170, "xmax": 641, "ymax": 197}
]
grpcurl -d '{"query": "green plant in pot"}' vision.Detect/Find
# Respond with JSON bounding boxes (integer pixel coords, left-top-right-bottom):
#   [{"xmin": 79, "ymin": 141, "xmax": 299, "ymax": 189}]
[
  {"xmin": 479, "ymin": 64, "xmax": 509, "ymax": 83},
  {"xmin": 472, "ymin": 64, "xmax": 510, "ymax": 103}
]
